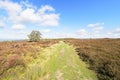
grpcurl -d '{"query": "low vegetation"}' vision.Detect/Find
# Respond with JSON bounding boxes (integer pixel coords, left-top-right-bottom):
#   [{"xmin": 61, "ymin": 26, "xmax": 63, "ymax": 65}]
[
  {"xmin": 0, "ymin": 38, "xmax": 120, "ymax": 80},
  {"xmin": 43, "ymin": 41, "xmax": 97, "ymax": 80},
  {"xmin": 0, "ymin": 40, "xmax": 58, "ymax": 80},
  {"xmin": 66, "ymin": 38, "xmax": 120, "ymax": 80},
  {"xmin": 0, "ymin": 41, "xmax": 97, "ymax": 80}
]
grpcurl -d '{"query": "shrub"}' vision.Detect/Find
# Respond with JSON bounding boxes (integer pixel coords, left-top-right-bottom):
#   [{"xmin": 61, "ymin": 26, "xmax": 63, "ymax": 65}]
[
  {"xmin": 7, "ymin": 54, "xmax": 26, "ymax": 68},
  {"xmin": 67, "ymin": 39, "xmax": 120, "ymax": 80}
]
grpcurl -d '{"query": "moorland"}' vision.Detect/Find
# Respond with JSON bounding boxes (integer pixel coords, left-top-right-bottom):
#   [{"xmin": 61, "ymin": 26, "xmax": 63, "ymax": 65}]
[{"xmin": 0, "ymin": 38, "xmax": 120, "ymax": 80}]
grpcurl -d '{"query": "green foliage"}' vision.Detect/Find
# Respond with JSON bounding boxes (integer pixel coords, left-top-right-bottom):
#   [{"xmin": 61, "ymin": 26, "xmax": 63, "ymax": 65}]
[
  {"xmin": 20, "ymin": 64, "xmax": 42, "ymax": 80},
  {"xmin": 28, "ymin": 30, "xmax": 42, "ymax": 42},
  {"xmin": 1, "ymin": 66, "xmax": 24, "ymax": 80}
]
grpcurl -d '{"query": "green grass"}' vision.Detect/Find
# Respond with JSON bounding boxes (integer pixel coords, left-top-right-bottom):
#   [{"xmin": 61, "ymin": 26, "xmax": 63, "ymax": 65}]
[
  {"xmin": 0, "ymin": 41, "xmax": 98, "ymax": 80},
  {"xmin": 43, "ymin": 41, "xmax": 98, "ymax": 80}
]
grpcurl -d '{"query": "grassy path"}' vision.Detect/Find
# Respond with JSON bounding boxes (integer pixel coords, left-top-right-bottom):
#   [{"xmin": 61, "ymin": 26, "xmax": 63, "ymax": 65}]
[
  {"xmin": 42, "ymin": 41, "xmax": 98, "ymax": 80},
  {"xmin": 1, "ymin": 41, "xmax": 98, "ymax": 80}
]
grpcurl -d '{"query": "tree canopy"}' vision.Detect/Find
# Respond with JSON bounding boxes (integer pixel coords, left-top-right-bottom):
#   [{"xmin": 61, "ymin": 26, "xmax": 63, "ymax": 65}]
[{"xmin": 28, "ymin": 30, "xmax": 42, "ymax": 42}]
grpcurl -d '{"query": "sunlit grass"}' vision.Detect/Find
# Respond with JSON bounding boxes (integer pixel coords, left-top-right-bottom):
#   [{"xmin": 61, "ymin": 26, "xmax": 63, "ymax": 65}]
[
  {"xmin": 43, "ymin": 41, "xmax": 98, "ymax": 80},
  {"xmin": 0, "ymin": 41, "xmax": 98, "ymax": 80}
]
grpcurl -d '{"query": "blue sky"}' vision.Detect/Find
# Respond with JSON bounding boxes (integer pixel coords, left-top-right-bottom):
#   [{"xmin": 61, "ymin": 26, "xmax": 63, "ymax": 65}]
[{"xmin": 0, "ymin": 0, "xmax": 120, "ymax": 39}]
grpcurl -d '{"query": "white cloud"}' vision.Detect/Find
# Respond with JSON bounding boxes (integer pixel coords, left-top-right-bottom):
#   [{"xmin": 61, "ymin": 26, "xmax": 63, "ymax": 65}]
[
  {"xmin": 41, "ymin": 29, "xmax": 51, "ymax": 33},
  {"xmin": 40, "ymin": 14, "xmax": 59, "ymax": 26},
  {"xmin": 76, "ymin": 29, "xmax": 88, "ymax": 35},
  {"xmin": 12, "ymin": 24, "xmax": 25, "ymax": 30},
  {"xmin": 20, "ymin": 0, "xmax": 36, "ymax": 9},
  {"xmin": 87, "ymin": 22, "xmax": 104, "ymax": 28},
  {"xmin": 75, "ymin": 23, "xmax": 105, "ymax": 38},
  {"xmin": 107, "ymin": 28, "xmax": 120, "ymax": 36},
  {"xmin": 18, "ymin": 8, "xmax": 39, "ymax": 23},
  {"xmin": 0, "ymin": 0, "xmax": 22, "ymax": 17},
  {"xmin": 18, "ymin": 30, "xmax": 27, "ymax": 34},
  {"xmin": 0, "ymin": 0, "xmax": 59, "ymax": 27},
  {"xmin": 0, "ymin": 21, "xmax": 5, "ymax": 28},
  {"xmin": 87, "ymin": 22, "xmax": 104, "ymax": 34},
  {"xmin": 87, "ymin": 22, "xmax": 104, "ymax": 31},
  {"xmin": 92, "ymin": 26, "xmax": 103, "ymax": 31},
  {"xmin": 112, "ymin": 28, "xmax": 120, "ymax": 33},
  {"xmin": 54, "ymin": 32, "xmax": 75, "ymax": 38},
  {"xmin": 38, "ymin": 5, "xmax": 55, "ymax": 14}
]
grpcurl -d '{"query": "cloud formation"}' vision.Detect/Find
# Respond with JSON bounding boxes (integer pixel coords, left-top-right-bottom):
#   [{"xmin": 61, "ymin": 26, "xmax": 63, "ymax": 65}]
[
  {"xmin": 55, "ymin": 32, "xmax": 75, "ymax": 38},
  {"xmin": 107, "ymin": 28, "xmax": 120, "ymax": 36},
  {"xmin": 0, "ymin": 0, "xmax": 59, "ymax": 28},
  {"xmin": 87, "ymin": 23, "xmax": 104, "ymax": 30},
  {"xmin": 75, "ymin": 23, "xmax": 105, "ymax": 38},
  {"xmin": 41, "ymin": 29, "xmax": 51, "ymax": 33},
  {"xmin": 12, "ymin": 24, "xmax": 25, "ymax": 30},
  {"xmin": 87, "ymin": 22, "xmax": 104, "ymax": 34},
  {"xmin": 112, "ymin": 28, "xmax": 120, "ymax": 33},
  {"xmin": 76, "ymin": 29, "xmax": 88, "ymax": 35},
  {"xmin": 0, "ymin": 21, "xmax": 5, "ymax": 28}
]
